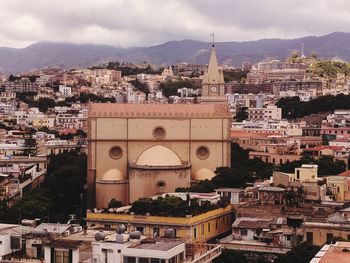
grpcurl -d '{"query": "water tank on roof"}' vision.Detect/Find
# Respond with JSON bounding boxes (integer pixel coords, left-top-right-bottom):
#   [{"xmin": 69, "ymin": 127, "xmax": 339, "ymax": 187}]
[
  {"xmin": 95, "ymin": 231, "xmax": 105, "ymax": 241},
  {"xmin": 31, "ymin": 229, "xmax": 48, "ymax": 237},
  {"xmin": 129, "ymin": 231, "xmax": 141, "ymax": 239},
  {"xmin": 116, "ymin": 224, "xmax": 126, "ymax": 234},
  {"xmin": 164, "ymin": 229, "xmax": 175, "ymax": 238},
  {"xmin": 21, "ymin": 219, "xmax": 37, "ymax": 227},
  {"xmin": 116, "ymin": 234, "xmax": 124, "ymax": 244}
]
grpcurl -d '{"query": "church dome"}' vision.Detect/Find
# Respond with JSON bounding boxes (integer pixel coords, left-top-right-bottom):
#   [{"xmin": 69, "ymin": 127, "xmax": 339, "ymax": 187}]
[
  {"xmin": 193, "ymin": 168, "xmax": 215, "ymax": 181},
  {"xmin": 102, "ymin": 169, "xmax": 124, "ymax": 181},
  {"xmin": 135, "ymin": 145, "xmax": 182, "ymax": 166}
]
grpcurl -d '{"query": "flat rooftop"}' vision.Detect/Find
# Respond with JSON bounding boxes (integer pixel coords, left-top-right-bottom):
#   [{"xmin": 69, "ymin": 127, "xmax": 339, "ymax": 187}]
[
  {"xmin": 216, "ymin": 188, "xmax": 244, "ymax": 192},
  {"xmin": 132, "ymin": 240, "xmax": 183, "ymax": 251},
  {"xmin": 319, "ymin": 242, "xmax": 350, "ymax": 263}
]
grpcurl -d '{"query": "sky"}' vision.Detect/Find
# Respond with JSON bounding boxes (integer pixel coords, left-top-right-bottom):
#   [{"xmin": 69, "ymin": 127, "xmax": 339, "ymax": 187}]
[{"xmin": 0, "ymin": 0, "xmax": 349, "ymax": 48}]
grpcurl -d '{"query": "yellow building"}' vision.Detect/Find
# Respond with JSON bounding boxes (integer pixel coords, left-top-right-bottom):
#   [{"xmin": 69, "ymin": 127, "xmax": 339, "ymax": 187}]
[
  {"xmin": 87, "ymin": 205, "xmax": 233, "ymax": 243},
  {"xmin": 326, "ymin": 176, "xmax": 349, "ymax": 202},
  {"xmin": 303, "ymin": 213, "xmax": 350, "ymax": 246},
  {"xmin": 272, "ymin": 164, "xmax": 318, "ymax": 185},
  {"xmin": 293, "ymin": 164, "xmax": 318, "ymax": 183},
  {"xmin": 32, "ymin": 117, "xmax": 55, "ymax": 128}
]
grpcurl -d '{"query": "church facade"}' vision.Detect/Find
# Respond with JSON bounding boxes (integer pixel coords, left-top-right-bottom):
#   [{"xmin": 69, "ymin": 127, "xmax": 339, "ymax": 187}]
[{"xmin": 87, "ymin": 104, "xmax": 231, "ymax": 208}]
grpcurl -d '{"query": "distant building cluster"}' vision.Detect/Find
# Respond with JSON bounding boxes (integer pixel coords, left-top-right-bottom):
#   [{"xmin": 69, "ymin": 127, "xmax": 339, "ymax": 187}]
[{"xmin": 1, "ymin": 41, "xmax": 350, "ymax": 262}]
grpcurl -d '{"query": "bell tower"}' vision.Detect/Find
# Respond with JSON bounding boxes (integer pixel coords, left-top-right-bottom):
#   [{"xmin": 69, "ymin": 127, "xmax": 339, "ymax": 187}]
[{"xmin": 200, "ymin": 33, "xmax": 226, "ymax": 103}]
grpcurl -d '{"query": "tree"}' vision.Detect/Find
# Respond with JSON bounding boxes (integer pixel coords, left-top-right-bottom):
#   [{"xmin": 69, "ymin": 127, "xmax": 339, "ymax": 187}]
[
  {"xmin": 212, "ymin": 167, "xmax": 252, "ymax": 188},
  {"xmin": 223, "ymin": 69, "xmax": 249, "ymax": 83},
  {"xmin": 275, "ymin": 242, "xmax": 320, "ymax": 263},
  {"xmin": 213, "ymin": 249, "xmax": 248, "ymax": 263},
  {"xmin": 316, "ymin": 155, "xmax": 346, "ymax": 175},
  {"xmin": 278, "ymin": 155, "xmax": 346, "ymax": 175},
  {"xmin": 129, "ymin": 79, "xmax": 149, "ymax": 94},
  {"xmin": 176, "ymin": 180, "xmax": 216, "ymax": 193},
  {"xmin": 310, "ymin": 51, "xmax": 318, "ymax": 59},
  {"xmin": 130, "ymin": 195, "xmax": 218, "ymax": 217},
  {"xmin": 276, "ymin": 94, "xmax": 350, "ymax": 119},
  {"xmin": 22, "ymin": 137, "xmax": 37, "ymax": 156},
  {"xmin": 235, "ymin": 107, "xmax": 248, "ymax": 122},
  {"xmin": 0, "ymin": 152, "xmax": 87, "ymax": 224},
  {"xmin": 108, "ymin": 198, "xmax": 123, "ymax": 209},
  {"xmin": 36, "ymin": 98, "xmax": 56, "ymax": 112},
  {"xmin": 1, "ymin": 188, "xmax": 52, "ymax": 223},
  {"xmin": 76, "ymin": 129, "xmax": 87, "ymax": 138},
  {"xmin": 160, "ymin": 79, "xmax": 195, "ymax": 98}
]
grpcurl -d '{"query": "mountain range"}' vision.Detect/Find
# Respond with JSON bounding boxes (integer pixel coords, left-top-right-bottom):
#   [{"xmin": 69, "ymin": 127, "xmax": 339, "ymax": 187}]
[{"xmin": 1, "ymin": 32, "xmax": 350, "ymax": 73}]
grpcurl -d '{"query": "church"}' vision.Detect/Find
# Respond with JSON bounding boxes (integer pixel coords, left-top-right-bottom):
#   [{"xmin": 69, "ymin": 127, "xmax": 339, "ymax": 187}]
[{"xmin": 87, "ymin": 44, "xmax": 231, "ymax": 208}]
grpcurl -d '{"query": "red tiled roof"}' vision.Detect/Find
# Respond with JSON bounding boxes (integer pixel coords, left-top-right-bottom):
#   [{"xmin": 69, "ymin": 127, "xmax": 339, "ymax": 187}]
[
  {"xmin": 230, "ymin": 130, "xmax": 281, "ymax": 138},
  {"xmin": 338, "ymin": 170, "xmax": 350, "ymax": 177},
  {"xmin": 304, "ymin": 145, "xmax": 345, "ymax": 151},
  {"xmin": 235, "ymin": 219, "xmax": 272, "ymax": 229}
]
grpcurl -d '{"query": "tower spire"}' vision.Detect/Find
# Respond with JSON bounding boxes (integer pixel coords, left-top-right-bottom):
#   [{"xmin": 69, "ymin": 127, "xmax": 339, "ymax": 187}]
[{"xmin": 211, "ymin": 32, "xmax": 215, "ymax": 47}]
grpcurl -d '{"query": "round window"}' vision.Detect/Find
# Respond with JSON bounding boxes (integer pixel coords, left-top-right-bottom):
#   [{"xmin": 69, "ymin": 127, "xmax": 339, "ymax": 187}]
[
  {"xmin": 153, "ymin": 127, "xmax": 166, "ymax": 139},
  {"xmin": 157, "ymin": 180, "xmax": 166, "ymax": 189},
  {"xmin": 109, "ymin": 146, "xmax": 123, "ymax": 159},
  {"xmin": 196, "ymin": 146, "xmax": 210, "ymax": 160}
]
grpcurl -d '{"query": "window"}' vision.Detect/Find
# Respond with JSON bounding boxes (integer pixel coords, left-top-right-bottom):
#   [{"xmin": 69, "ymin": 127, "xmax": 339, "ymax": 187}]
[
  {"xmin": 156, "ymin": 180, "xmax": 166, "ymax": 190},
  {"xmin": 296, "ymin": 170, "xmax": 300, "ymax": 180},
  {"xmin": 136, "ymin": 227, "xmax": 144, "ymax": 234},
  {"xmin": 102, "ymin": 249, "xmax": 108, "ymax": 263},
  {"xmin": 153, "ymin": 227, "xmax": 160, "ymax": 237},
  {"xmin": 109, "ymin": 146, "xmax": 123, "ymax": 159},
  {"xmin": 153, "ymin": 127, "xmax": 166, "ymax": 139},
  {"xmin": 196, "ymin": 146, "xmax": 210, "ymax": 160},
  {"xmin": 240, "ymin": 230, "xmax": 248, "ymax": 236},
  {"xmin": 347, "ymin": 234, "xmax": 350, "ymax": 241},
  {"xmin": 326, "ymin": 233, "xmax": 334, "ymax": 244},
  {"xmin": 194, "ymin": 228, "xmax": 197, "ymax": 239},
  {"xmin": 306, "ymin": 232, "xmax": 313, "ymax": 243},
  {"xmin": 54, "ymin": 250, "xmax": 69, "ymax": 263},
  {"xmin": 202, "ymin": 224, "xmax": 204, "ymax": 234},
  {"xmin": 139, "ymin": 258, "xmax": 149, "ymax": 263},
  {"xmin": 124, "ymin": 257, "xmax": 136, "ymax": 263},
  {"xmin": 208, "ymin": 223, "xmax": 211, "ymax": 233}
]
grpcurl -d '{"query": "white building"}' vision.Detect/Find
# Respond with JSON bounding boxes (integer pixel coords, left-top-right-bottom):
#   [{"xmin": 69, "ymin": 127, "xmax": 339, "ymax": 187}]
[
  {"xmin": 59, "ymin": 85, "xmax": 72, "ymax": 97},
  {"xmin": 0, "ymin": 224, "xmax": 33, "ymax": 259},
  {"xmin": 91, "ymin": 234, "xmax": 186, "ymax": 263},
  {"xmin": 248, "ymin": 105, "xmax": 282, "ymax": 121}
]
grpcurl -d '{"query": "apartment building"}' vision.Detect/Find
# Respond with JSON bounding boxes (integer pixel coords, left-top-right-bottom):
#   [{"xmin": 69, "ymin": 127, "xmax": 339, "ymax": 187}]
[{"xmin": 248, "ymin": 105, "xmax": 282, "ymax": 121}]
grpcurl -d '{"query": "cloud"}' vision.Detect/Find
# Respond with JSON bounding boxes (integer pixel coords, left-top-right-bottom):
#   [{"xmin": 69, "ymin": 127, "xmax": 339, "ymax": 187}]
[{"xmin": 0, "ymin": 0, "xmax": 349, "ymax": 48}]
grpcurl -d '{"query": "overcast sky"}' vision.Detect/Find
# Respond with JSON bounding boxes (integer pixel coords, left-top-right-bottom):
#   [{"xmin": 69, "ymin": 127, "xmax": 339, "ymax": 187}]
[{"xmin": 0, "ymin": 0, "xmax": 349, "ymax": 48}]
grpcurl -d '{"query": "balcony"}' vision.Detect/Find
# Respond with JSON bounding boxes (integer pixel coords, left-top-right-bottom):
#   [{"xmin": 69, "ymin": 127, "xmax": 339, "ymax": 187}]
[{"xmin": 186, "ymin": 244, "xmax": 222, "ymax": 263}]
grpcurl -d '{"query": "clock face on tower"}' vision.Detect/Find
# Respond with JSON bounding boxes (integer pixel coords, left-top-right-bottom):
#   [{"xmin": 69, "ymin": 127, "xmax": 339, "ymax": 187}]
[{"xmin": 210, "ymin": 86, "xmax": 217, "ymax": 93}]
